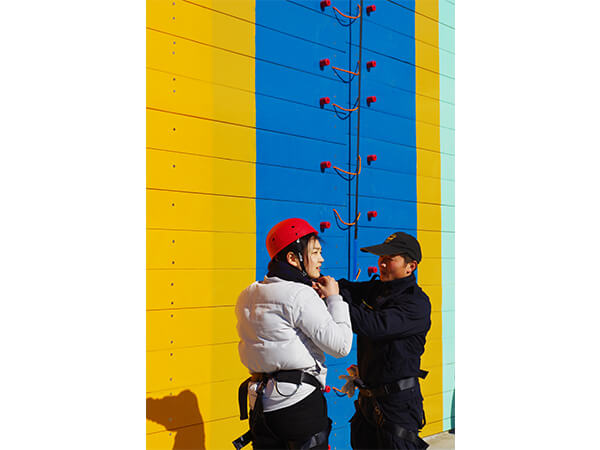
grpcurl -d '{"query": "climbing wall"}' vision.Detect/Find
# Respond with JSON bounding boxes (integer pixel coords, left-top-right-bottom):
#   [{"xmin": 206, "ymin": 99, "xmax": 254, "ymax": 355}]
[{"xmin": 146, "ymin": 0, "xmax": 454, "ymax": 448}]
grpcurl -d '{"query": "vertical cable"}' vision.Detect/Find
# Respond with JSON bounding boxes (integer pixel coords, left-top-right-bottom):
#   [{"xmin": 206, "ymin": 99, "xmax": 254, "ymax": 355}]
[
  {"xmin": 347, "ymin": 0, "xmax": 353, "ymax": 279},
  {"xmin": 354, "ymin": 0, "xmax": 364, "ymax": 246}
]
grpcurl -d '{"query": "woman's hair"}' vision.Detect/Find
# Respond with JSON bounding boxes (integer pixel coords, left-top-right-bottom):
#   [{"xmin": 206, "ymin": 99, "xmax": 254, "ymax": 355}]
[{"xmin": 268, "ymin": 232, "xmax": 320, "ymax": 269}]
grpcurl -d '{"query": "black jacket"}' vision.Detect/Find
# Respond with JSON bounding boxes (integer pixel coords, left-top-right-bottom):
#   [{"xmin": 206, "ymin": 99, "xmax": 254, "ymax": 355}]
[{"xmin": 338, "ymin": 274, "xmax": 431, "ymax": 387}]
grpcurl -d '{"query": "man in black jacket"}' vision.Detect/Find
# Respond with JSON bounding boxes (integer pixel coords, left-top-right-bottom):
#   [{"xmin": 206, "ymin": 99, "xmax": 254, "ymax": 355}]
[{"xmin": 338, "ymin": 232, "xmax": 431, "ymax": 450}]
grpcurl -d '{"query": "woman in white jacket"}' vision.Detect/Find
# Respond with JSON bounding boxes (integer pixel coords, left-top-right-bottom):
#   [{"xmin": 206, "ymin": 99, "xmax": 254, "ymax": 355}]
[{"xmin": 234, "ymin": 218, "xmax": 353, "ymax": 450}]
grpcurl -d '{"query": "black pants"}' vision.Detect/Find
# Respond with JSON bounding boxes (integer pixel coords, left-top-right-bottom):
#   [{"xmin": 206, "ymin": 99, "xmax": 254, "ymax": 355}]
[
  {"xmin": 350, "ymin": 393, "xmax": 428, "ymax": 450},
  {"xmin": 251, "ymin": 388, "xmax": 330, "ymax": 450}
]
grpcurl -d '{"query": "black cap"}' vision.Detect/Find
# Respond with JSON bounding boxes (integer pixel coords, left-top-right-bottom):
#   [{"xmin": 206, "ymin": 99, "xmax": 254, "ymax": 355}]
[{"xmin": 360, "ymin": 232, "xmax": 422, "ymax": 263}]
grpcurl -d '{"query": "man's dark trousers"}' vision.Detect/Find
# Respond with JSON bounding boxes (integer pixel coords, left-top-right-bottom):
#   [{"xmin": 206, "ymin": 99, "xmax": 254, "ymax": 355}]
[{"xmin": 350, "ymin": 393, "xmax": 428, "ymax": 450}]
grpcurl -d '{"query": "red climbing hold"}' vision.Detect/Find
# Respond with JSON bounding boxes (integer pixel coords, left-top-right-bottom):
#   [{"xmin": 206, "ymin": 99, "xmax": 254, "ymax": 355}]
[
  {"xmin": 366, "ymin": 5, "xmax": 376, "ymax": 15},
  {"xmin": 320, "ymin": 221, "xmax": 331, "ymax": 232},
  {"xmin": 320, "ymin": 97, "xmax": 331, "ymax": 107},
  {"xmin": 367, "ymin": 211, "xmax": 378, "ymax": 220},
  {"xmin": 368, "ymin": 266, "xmax": 378, "ymax": 276},
  {"xmin": 366, "ymin": 96, "xmax": 377, "ymax": 106},
  {"xmin": 366, "ymin": 60, "xmax": 377, "ymax": 71},
  {"xmin": 320, "ymin": 161, "xmax": 332, "ymax": 171},
  {"xmin": 367, "ymin": 154, "xmax": 377, "ymax": 164},
  {"xmin": 320, "ymin": 0, "xmax": 331, "ymax": 11},
  {"xmin": 320, "ymin": 58, "xmax": 330, "ymax": 69}
]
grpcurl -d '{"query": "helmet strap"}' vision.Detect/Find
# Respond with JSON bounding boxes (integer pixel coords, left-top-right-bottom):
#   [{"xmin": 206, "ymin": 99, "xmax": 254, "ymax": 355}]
[
  {"xmin": 294, "ymin": 239, "xmax": 309, "ymax": 276},
  {"xmin": 297, "ymin": 252, "xmax": 308, "ymax": 276}
]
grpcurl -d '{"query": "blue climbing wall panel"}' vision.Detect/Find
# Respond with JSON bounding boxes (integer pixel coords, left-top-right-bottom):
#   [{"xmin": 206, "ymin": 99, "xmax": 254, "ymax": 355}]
[{"xmin": 255, "ymin": 1, "xmax": 419, "ymax": 447}]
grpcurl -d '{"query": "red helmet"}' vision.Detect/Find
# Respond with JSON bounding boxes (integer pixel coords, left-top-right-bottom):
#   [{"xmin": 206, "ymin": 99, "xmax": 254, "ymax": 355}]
[{"xmin": 266, "ymin": 218, "xmax": 319, "ymax": 259}]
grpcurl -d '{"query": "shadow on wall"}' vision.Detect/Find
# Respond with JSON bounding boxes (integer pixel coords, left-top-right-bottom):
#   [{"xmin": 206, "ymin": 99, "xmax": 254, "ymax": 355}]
[
  {"xmin": 450, "ymin": 388, "xmax": 455, "ymax": 432},
  {"xmin": 147, "ymin": 390, "xmax": 206, "ymax": 450}
]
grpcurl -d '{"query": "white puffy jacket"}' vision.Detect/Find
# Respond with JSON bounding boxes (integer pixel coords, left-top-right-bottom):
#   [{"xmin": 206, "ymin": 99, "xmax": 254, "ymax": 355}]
[{"xmin": 236, "ymin": 276, "xmax": 353, "ymax": 411}]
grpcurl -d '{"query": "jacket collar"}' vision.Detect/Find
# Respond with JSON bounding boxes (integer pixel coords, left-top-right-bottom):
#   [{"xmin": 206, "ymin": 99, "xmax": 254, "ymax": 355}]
[
  {"xmin": 266, "ymin": 259, "xmax": 314, "ymax": 286},
  {"xmin": 380, "ymin": 273, "xmax": 417, "ymax": 294}
]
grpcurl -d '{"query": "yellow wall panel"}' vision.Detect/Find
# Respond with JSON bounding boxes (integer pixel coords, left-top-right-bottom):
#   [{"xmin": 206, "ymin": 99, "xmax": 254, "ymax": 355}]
[
  {"xmin": 416, "ymin": 1, "xmax": 444, "ymax": 420},
  {"xmin": 147, "ymin": 109, "xmax": 256, "ymax": 161},
  {"xmin": 417, "ymin": 205, "xmax": 441, "ymax": 232},
  {"xmin": 417, "ymin": 152, "xmax": 442, "ymax": 180},
  {"xmin": 147, "ymin": 269, "xmax": 254, "ymax": 309},
  {"xmin": 416, "ymin": 121, "xmax": 441, "ymax": 152},
  {"xmin": 425, "ymin": 285, "xmax": 442, "ymax": 314},
  {"xmin": 147, "ymin": 0, "xmax": 256, "ymax": 446},
  {"xmin": 207, "ymin": 418, "xmax": 251, "ymax": 450},
  {"xmin": 147, "ymin": 230, "xmax": 255, "ymax": 269},
  {"xmin": 416, "ymin": 96, "xmax": 440, "ymax": 129},
  {"xmin": 430, "ymin": 291, "xmax": 442, "ymax": 316},
  {"xmin": 415, "ymin": 41, "xmax": 439, "ymax": 75},
  {"xmin": 419, "ymin": 284, "xmax": 442, "ymax": 311},
  {"xmin": 147, "ymin": 0, "xmax": 254, "ymax": 56},
  {"xmin": 417, "ymin": 176, "xmax": 441, "ymax": 205},
  {"xmin": 421, "ymin": 337, "xmax": 443, "ymax": 369},
  {"xmin": 417, "ymin": 257, "xmax": 441, "ymax": 288},
  {"xmin": 421, "ymin": 417, "xmax": 444, "ymax": 436},
  {"xmin": 147, "ymin": 343, "xmax": 248, "ymax": 392},
  {"xmin": 146, "ymin": 429, "xmax": 181, "ymax": 450},
  {"xmin": 147, "ymin": 190, "xmax": 255, "ymax": 232},
  {"xmin": 187, "ymin": 0, "xmax": 255, "ymax": 20},
  {"xmin": 147, "ymin": 307, "xmax": 237, "ymax": 350},
  {"xmin": 146, "ymin": 29, "xmax": 254, "ymax": 92},
  {"xmin": 421, "ymin": 364, "xmax": 443, "ymax": 398},
  {"xmin": 147, "ymin": 149, "xmax": 255, "ymax": 196},
  {"xmin": 146, "ymin": 379, "xmax": 243, "ymax": 434},
  {"xmin": 422, "ymin": 421, "xmax": 444, "ymax": 437},
  {"xmin": 418, "ymin": 230, "xmax": 442, "ymax": 257},
  {"xmin": 415, "ymin": 13, "xmax": 440, "ymax": 49},
  {"xmin": 428, "ymin": 286, "xmax": 442, "ymax": 319},
  {"xmin": 417, "ymin": 202, "xmax": 443, "ymax": 228},
  {"xmin": 423, "ymin": 392, "xmax": 443, "ymax": 424},
  {"xmin": 415, "ymin": 67, "xmax": 440, "ymax": 100},
  {"xmin": 415, "ymin": 0, "xmax": 439, "ymax": 21},
  {"xmin": 428, "ymin": 311, "xmax": 442, "ymax": 340},
  {"xmin": 147, "ymin": 68, "xmax": 255, "ymax": 126},
  {"xmin": 147, "ymin": 416, "xmax": 247, "ymax": 450}
]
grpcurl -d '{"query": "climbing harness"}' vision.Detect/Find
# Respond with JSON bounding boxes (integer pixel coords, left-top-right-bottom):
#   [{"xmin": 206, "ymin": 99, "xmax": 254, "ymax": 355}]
[
  {"xmin": 354, "ymin": 369, "xmax": 429, "ymax": 443},
  {"xmin": 233, "ymin": 370, "xmax": 330, "ymax": 449},
  {"xmin": 359, "ymin": 370, "xmax": 429, "ymax": 398}
]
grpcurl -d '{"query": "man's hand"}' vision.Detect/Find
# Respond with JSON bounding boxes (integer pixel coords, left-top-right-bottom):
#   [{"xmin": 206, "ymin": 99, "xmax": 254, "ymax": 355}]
[{"xmin": 314, "ymin": 275, "xmax": 339, "ymax": 298}]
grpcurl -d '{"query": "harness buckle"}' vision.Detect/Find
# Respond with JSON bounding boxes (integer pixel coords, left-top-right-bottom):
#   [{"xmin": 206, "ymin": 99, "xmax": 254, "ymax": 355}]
[{"xmin": 232, "ymin": 431, "xmax": 252, "ymax": 449}]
